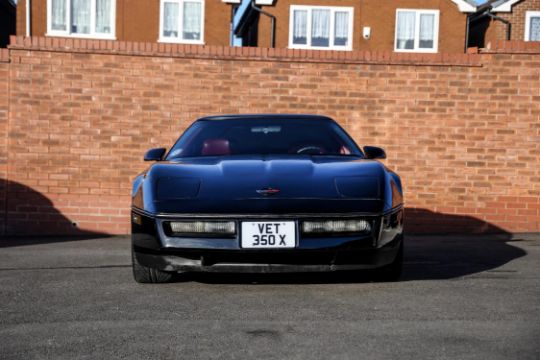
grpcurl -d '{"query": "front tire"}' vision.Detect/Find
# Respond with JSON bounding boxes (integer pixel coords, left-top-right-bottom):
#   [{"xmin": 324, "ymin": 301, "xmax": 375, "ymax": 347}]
[
  {"xmin": 375, "ymin": 240, "xmax": 403, "ymax": 282},
  {"xmin": 132, "ymin": 248, "xmax": 173, "ymax": 283}
]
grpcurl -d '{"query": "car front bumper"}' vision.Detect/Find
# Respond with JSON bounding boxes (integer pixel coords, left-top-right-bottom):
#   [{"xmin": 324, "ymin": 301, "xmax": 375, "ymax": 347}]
[{"xmin": 131, "ymin": 208, "xmax": 404, "ymax": 273}]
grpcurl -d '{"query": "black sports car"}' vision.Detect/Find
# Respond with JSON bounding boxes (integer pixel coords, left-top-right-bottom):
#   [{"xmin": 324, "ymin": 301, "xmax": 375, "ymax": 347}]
[{"xmin": 131, "ymin": 114, "xmax": 404, "ymax": 283}]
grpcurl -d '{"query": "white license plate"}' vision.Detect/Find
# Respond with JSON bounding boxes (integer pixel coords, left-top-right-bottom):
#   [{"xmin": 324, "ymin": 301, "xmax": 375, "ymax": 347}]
[{"xmin": 241, "ymin": 221, "xmax": 296, "ymax": 249}]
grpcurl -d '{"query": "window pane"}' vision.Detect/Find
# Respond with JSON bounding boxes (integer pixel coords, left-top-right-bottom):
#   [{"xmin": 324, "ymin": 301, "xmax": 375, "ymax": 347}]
[
  {"xmin": 71, "ymin": 0, "xmax": 91, "ymax": 34},
  {"xmin": 396, "ymin": 11, "xmax": 415, "ymax": 50},
  {"xmin": 530, "ymin": 17, "xmax": 540, "ymax": 41},
  {"xmin": 163, "ymin": 2, "xmax": 179, "ymax": 38},
  {"xmin": 419, "ymin": 14, "xmax": 435, "ymax": 49},
  {"xmin": 96, "ymin": 0, "xmax": 112, "ymax": 34},
  {"xmin": 311, "ymin": 9, "xmax": 330, "ymax": 47},
  {"xmin": 183, "ymin": 2, "xmax": 202, "ymax": 40},
  {"xmin": 292, "ymin": 10, "xmax": 307, "ymax": 45},
  {"xmin": 334, "ymin": 11, "xmax": 349, "ymax": 46},
  {"xmin": 51, "ymin": 0, "xmax": 67, "ymax": 31}
]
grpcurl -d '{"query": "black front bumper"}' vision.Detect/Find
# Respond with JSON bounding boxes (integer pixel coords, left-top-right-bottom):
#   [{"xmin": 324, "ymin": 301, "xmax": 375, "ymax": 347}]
[
  {"xmin": 133, "ymin": 240, "xmax": 402, "ymax": 273},
  {"xmin": 131, "ymin": 209, "xmax": 404, "ymax": 273}
]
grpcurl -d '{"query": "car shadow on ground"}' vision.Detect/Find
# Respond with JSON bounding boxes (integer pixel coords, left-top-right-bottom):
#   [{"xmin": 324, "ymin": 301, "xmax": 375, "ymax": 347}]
[
  {"xmin": 0, "ymin": 179, "xmax": 108, "ymax": 247},
  {"xmin": 181, "ymin": 209, "xmax": 526, "ymax": 284}
]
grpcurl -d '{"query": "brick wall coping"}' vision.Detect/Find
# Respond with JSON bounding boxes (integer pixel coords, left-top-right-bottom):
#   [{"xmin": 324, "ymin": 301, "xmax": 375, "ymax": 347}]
[
  {"xmin": 482, "ymin": 40, "xmax": 540, "ymax": 54},
  {"xmin": 8, "ymin": 36, "xmax": 482, "ymax": 67}
]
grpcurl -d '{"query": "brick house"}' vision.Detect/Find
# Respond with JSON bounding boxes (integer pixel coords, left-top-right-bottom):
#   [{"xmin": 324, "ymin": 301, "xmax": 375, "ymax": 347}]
[
  {"xmin": 229, "ymin": 0, "xmax": 478, "ymax": 53},
  {"xmin": 16, "ymin": 0, "xmax": 232, "ymax": 45},
  {"xmin": 468, "ymin": 0, "xmax": 540, "ymax": 48},
  {"xmin": 16, "ymin": 0, "xmax": 479, "ymax": 53}
]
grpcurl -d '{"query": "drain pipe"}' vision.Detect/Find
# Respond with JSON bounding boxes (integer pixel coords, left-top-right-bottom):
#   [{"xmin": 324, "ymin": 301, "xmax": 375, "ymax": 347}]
[
  {"xmin": 465, "ymin": 14, "xmax": 471, "ymax": 52},
  {"xmin": 230, "ymin": 5, "xmax": 236, "ymax": 46},
  {"xmin": 26, "ymin": 0, "xmax": 31, "ymax": 36},
  {"xmin": 486, "ymin": 12, "xmax": 511, "ymax": 40},
  {"xmin": 250, "ymin": 0, "xmax": 275, "ymax": 48}
]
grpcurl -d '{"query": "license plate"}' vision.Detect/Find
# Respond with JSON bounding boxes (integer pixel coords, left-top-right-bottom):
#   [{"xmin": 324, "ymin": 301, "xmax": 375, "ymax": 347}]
[{"xmin": 241, "ymin": 221, "xmax": 296, "ymax": 249}]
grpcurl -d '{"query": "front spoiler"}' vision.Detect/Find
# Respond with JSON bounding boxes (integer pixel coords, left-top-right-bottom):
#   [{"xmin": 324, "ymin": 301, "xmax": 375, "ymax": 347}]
[{"xmin": 133, "ymin": 237, "xmax": 402, "ymax": 273}]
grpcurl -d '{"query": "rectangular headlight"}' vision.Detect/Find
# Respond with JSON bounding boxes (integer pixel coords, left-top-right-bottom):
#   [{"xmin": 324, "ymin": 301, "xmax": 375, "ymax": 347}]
[
  {"xmin": 169, "ymin": 221, "xmax": 236, "ymax": 236},
  {"xmin": 302, "ymin": 219, "xmax": 371, "ymax": 234}
]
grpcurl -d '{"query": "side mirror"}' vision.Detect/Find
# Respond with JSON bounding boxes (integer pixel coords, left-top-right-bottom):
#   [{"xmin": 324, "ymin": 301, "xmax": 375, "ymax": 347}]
[
  {"xmin": 144, "ymin": 148, "xmax": 166, "ymax": 161},
  {"xmin": 363, "ymin": 146, "xmax": 386, "ymax": 160}
]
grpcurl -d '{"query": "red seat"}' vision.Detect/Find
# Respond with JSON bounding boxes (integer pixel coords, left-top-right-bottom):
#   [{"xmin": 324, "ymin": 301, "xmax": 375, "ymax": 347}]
[
  {"xmin": 340, "ymin": 146, "xmax": 351, "ymax": 155},
  {"xmin": 201, "ymin": 139, "xmax": 231, "ymax": 156}
]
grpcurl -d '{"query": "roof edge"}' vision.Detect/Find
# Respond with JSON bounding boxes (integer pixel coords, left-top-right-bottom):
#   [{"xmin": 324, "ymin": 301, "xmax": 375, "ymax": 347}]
[
  {"xmin": 450, "ymin": 0, "xmax": 477, "ymax": 13},
  {"xmin": 491, "ymin": 0, "xmax": 523, "ymax": 12}
]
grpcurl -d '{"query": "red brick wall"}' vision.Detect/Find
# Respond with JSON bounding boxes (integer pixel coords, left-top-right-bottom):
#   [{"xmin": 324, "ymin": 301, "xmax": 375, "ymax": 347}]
[{"xmin": 2, "ymin": 36, "xmax": 540, "ymax": 235}]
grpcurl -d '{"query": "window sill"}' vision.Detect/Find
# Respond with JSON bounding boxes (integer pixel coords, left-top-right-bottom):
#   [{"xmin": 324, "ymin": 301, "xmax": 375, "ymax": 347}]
[
  {"xmin": 46, "ymin": 33, "xmax": 116, "ymax": 40},
  {"xmin": 288, "ymin": 44, "xmax": 352, "ymax": 51},
  {"xmin": 158, "ymin": 38, "xmax": 205, "ymax": 45},
  {"xmin": 394, "ymin": 48, "xmax": 438, "ymax": 53}
]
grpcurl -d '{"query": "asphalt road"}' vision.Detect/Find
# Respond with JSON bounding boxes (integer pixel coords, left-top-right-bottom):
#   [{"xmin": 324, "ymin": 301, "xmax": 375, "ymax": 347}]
[{"xmin": 0, "ymin": 234, "xmax": 539, "ymax": 360}]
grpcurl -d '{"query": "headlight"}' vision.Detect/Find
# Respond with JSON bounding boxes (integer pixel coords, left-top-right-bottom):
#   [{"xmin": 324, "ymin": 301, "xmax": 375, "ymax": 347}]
[
  {"xmin": 169, "ymin": 221, "xmax": 236, "ymax": 236},
  {"xmin": 302, "ymin": 219, "xmax": 371, "ymax": 234}
]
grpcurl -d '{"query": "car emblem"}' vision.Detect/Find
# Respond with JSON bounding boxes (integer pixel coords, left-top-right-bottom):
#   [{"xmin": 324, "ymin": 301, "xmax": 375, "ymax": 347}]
[{"xmin": 256, "ymin": 187, "xmax": 280, "ymax": 196}]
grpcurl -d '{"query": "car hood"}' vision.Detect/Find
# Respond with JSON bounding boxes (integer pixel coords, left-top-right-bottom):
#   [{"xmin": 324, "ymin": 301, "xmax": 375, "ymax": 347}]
[{"xmin": 136, "ymin": 155, "xmax": 389, "ymax": 214}]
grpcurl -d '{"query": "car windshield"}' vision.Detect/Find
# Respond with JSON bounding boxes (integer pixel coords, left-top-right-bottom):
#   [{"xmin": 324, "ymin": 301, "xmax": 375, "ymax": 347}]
[{"xmin": 165, "ymin": 118, "xmax": 363, "ymax": 159}]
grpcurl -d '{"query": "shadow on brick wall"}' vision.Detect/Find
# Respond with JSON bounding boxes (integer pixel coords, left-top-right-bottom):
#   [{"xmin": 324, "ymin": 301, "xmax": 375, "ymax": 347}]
[{"xmin": 0, "ymin": 179, "xmax": 109, "ymax": 245}]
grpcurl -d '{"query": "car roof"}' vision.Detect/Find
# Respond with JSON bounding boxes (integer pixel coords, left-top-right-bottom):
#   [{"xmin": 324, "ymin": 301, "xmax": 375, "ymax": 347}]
[{"xmin": 195, "ymin": 114, "xmax": 336, "ymax": 122}]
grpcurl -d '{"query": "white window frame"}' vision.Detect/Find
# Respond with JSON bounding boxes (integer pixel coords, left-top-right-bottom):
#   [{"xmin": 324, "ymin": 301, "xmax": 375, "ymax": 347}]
[
  {"xmin": 288, "ymin": 5, "xmax": 354, "ymax": 51},
  {"xmin": 46, "ymin": 0, "xmax": 116, "ymax": 39},
  {"xmin": 524, "ymin": 11, "xmax": 540, "ymax": 41},
  {"xmin": 394, "ymin": 9, "xmax": 439, "ymax": 53},
  {"xmin": 159, "ymin": 0, "xmax": 205, "ymax": 44}
]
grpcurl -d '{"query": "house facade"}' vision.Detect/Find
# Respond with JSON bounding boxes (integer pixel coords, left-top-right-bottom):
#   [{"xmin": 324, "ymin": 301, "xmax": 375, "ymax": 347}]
[
  {"xmin": 470, "ymin": 0, "xmax": 540, "ymax": 47},
  {"xmin": 16, "ymin": 0, "xmax": 478, "ymax": 53},
  {"xmin": 16, "ymin": 0, "xmax": 232, "ymax": 45},
  {"xmin": 230, "ymin": 0, "xmax": 476, "ymax": 53}
]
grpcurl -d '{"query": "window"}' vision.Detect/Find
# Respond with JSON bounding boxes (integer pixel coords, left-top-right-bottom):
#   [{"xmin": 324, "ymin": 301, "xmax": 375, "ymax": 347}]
[
  {"xmin": 525, "ymin": 11, "xmax": 540, "ymax": 42},
  {"xmin": 394, "ymin": 9, "xmax": 439, "ymax": 53},
  {"xmin": 289, "ymin": 5, "xmax": 353, "ymax": 50},
  {"xmin": 159, "ymin": 0, "xmax": 204, "ymax": 44},
  {"xmin": 47, "ymin": 0, "xmax": 116, "ymax": 39}
]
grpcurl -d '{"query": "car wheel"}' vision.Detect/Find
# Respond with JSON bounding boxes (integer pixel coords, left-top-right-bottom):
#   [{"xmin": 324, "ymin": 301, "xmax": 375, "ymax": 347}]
[
  {"xmin": 375, "ymin": 240, "xmax": 403, "ymax": 282},
  {"xmin": 132, "ymin": 248, "xmax": 173, "ymax": 283}
]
